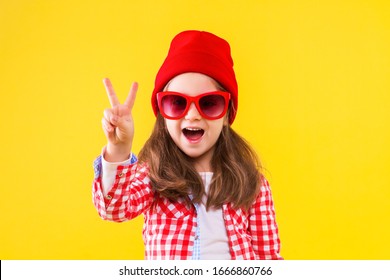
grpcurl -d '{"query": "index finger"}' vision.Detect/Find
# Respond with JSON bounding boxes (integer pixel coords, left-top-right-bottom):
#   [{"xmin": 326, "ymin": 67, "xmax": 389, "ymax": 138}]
[
  {"xmin": 124, "ymin": 82, "xmax": 138, "ymax": 110},
  {"xmin": 103, "ymin": 78, "xmax": 120, "ymax": 107}
]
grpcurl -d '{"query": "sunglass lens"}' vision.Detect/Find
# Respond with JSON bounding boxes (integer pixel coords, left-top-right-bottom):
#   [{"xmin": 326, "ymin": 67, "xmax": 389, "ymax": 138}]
[
  {"xmin": 199, "ymin": 95, "xmax": 226, "ymax": 118},
  {"xmin": 161, "ymin": 95, "xmax": 187, "ymax": 118}
]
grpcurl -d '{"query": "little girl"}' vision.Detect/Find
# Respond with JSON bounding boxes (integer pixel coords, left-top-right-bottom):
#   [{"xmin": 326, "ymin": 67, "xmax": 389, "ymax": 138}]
[{"xmin": 93, "ymin": 30, "xmax": 282, "ymax": 260}]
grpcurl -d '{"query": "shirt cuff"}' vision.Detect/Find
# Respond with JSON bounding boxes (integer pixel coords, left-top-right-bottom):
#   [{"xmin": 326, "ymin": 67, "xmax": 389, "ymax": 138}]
[{"xmin": 100, "ymin": 146, "xmax": 136, "ymax": 195}]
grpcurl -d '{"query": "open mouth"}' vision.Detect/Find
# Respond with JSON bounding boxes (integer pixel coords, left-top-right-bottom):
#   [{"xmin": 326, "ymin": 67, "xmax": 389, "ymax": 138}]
[{"xmin": 182, "ymin": 128, "xmax": 205, "ymax": 141}]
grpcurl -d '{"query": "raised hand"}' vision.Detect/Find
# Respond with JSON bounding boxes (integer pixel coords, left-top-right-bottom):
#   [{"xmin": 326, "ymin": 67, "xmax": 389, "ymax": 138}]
[{"xmin": 102, "ymin": 78, "xmax": 138, "ymax": 162}]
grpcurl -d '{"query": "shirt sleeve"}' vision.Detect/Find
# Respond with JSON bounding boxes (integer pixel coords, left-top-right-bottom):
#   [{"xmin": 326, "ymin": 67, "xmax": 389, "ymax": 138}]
[
  {"xmin": 92, "ymin": 151, "xmax": 154, "ymax": 222},
  {"xmin": 101, "ymin": 149, "xmax": 135, "ymax": 195},
  {"xmin": 248, "ymin": 177, "xmax": 283, "ymax": 260}
]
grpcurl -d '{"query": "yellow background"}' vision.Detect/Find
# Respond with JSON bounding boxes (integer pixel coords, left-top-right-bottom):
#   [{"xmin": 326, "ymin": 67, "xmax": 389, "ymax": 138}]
[{"xmin": 1, "ymin": 0, "xmax": 389, "ymax": 260}]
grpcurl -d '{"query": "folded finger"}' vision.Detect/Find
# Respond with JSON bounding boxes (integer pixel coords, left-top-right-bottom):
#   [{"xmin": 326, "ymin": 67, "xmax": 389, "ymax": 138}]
[
  {"xmin": 102, "ymin": 118, "xmax": 114, "ymax": 133},
  {"xmin": 104, "ymin": 108, "xmax": 120, "ymax": 126},
  {"xmin": 103, "ymin": 108, "xmax": 113, "ymax": 122}
]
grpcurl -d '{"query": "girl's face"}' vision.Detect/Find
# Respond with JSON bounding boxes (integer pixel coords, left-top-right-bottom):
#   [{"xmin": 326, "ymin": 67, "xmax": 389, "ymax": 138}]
[{"xmin": 164, "ymin": 72, "xmax": 228, "ymax": 171}]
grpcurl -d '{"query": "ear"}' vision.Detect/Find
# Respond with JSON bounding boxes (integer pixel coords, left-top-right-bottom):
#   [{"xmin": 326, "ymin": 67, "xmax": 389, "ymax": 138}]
[{"xmin": 223, "ymin": 114, "xmax": 229, "ymax": 126}]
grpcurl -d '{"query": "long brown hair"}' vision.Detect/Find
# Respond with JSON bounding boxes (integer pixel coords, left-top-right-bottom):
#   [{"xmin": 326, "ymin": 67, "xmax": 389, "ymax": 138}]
[{"xmin": 138, "ymin": 113, "xmax": 262, "ymax": 211}]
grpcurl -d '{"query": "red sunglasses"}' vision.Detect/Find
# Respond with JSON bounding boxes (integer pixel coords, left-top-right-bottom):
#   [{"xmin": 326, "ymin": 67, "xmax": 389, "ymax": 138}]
[{"xmin": 156, "ymin": 91, "xmax": 230, "ymax": 120}]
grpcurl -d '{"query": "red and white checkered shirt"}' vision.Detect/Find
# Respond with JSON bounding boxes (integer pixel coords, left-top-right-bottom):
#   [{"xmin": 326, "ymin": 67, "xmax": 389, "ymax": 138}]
[{"xmin": 92, "ymin": 155, "xmax": 282, "ymax": 260}]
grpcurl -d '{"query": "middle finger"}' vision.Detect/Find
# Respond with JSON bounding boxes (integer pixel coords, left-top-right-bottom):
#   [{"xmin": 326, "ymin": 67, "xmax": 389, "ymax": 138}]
[{"xmin": 103, "ymin": 78, "xmax": 120, "ymax": 107}]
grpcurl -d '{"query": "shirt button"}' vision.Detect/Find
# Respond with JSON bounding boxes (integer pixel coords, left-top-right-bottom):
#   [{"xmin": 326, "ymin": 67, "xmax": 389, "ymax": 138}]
[
  {"xmin": 195, "ymin": 235, "xmax": 199, "ymax": 240},
  {"xmin": 106, "ymin": 195, "xmax": 112, "ymax": 200},
  {"xmin": 118, "ymin": 172, "xmax": 124, "ymax": 177}
]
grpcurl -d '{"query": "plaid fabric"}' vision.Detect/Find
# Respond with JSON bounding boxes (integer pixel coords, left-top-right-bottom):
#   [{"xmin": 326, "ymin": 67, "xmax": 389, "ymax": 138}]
[
  {"xmin": 92, "ymin": 155, "xmax": 282, "ymax": 260},
  {"xmin": 191, "ymin": 202, "xmax": 201, "ymax": 260}
]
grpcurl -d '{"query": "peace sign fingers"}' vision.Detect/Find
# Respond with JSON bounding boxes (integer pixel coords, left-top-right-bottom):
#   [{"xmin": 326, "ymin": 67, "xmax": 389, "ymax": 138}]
[{"xmin": 101, "ymin": 78, "xmax": 138, "ymax": 162}]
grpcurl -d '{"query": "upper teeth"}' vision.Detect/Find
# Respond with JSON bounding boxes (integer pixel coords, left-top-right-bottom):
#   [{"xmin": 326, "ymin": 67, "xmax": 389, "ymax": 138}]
[{"xmin": 186, "ymin": 128, "xmax": 202, "ymax": 131}]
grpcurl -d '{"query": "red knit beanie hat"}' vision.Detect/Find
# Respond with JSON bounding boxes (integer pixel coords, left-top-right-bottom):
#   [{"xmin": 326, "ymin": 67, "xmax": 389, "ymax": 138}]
[{"xmin": 152, "ymin": 30, "xmax": 238, "ymax": 124}]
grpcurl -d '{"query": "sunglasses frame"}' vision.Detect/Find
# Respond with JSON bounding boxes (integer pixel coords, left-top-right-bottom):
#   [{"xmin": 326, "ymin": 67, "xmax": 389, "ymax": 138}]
[{"xmin": 156, "ymin": 91, "xmax": 231, "ymax": 120}]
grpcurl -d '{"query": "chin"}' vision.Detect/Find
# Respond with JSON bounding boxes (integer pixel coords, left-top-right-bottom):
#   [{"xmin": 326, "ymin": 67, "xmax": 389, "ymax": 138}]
[
  {"xmin": 182, "ymin": 146, "xmax": 213, "ymax": 159},
  {"xmin": 182, "ymin": 150, "xmax": 204, "ymax": 159}
]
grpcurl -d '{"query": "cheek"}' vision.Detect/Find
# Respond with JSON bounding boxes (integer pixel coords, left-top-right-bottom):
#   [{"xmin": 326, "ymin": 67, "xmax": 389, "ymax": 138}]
[
  {"xmin": 165, "ymin": 119, "xmax": 180, "ymax": 139},
  {"xmin": 209, "ymin": 120, "xmax": 225, "ymax": 139}
]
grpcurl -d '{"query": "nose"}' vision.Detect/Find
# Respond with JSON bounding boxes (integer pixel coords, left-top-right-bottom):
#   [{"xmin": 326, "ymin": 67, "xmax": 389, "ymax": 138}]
[{"xmin": 185, "ymin": 102, "xmax": 202, "ymax": 121}]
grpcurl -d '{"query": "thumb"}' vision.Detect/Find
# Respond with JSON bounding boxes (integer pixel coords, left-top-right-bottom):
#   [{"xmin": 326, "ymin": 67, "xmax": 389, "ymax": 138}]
[{"xmin": 110, "ymin": 114, "xmax": 130, "ymax": 128}]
